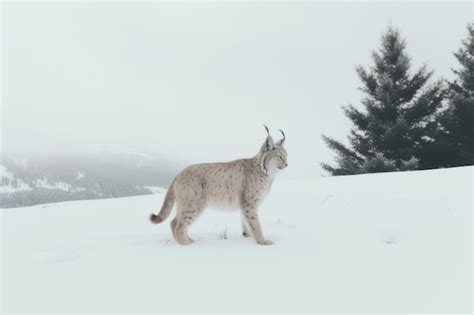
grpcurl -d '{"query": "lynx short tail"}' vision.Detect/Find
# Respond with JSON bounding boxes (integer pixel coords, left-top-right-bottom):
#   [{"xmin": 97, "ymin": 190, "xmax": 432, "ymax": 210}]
[{"xmin": 150, "ymin": 183, "xmax": 175, "ymax": 224}]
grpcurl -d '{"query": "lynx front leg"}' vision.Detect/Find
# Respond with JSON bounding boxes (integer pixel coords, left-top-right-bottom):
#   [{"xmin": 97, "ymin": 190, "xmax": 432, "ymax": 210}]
[
  {"xmin": 241, "ymin": 208, "xmax": 273, "ymax": 245},
  {"xmin": 241, "ymin": 215, "xmax": 250, "ymax": 237}
]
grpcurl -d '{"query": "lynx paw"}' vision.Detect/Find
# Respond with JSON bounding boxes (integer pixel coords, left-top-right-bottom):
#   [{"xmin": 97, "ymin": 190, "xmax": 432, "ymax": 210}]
[
  {"xmin": 242, "ymin": 231, "xmax": 251, "ymax": 238},
  {"xmin": 257, "ymin": 240, "xmax": 274, "ymax": 245}
]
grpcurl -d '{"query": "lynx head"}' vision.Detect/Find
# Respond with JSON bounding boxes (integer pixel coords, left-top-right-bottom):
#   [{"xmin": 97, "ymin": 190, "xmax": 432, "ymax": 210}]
[{"xmin": 259, "ymin": 125, "xmax": 288, "ymax": 174}]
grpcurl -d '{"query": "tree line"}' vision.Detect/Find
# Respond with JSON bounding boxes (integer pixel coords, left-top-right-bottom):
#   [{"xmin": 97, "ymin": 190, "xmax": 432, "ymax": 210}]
[{"xmin": 322, "ymin": 24, "xmax": 473, "ymax": 175}]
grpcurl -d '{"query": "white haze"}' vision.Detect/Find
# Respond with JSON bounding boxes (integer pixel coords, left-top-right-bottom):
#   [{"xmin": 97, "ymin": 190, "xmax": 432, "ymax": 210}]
[{"xmin": 1, "ymin": 1, "xmax": 471, "ymax": 179}]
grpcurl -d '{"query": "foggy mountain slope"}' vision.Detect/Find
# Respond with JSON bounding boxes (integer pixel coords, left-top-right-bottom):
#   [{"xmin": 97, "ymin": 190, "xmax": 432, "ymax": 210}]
[
  {"xmin": 2, "ymin": 166, "xmax": 471, "ymax": 313},
  {"xmin": 0, "ymin": 148, "xmax": 181, "ymax": 208}
]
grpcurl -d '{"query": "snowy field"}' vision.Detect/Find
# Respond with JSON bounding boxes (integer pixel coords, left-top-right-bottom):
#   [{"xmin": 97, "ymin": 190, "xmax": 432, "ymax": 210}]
[{"xmin": 1, "ymin": 167, "xmax": 472, "ymax": 313}]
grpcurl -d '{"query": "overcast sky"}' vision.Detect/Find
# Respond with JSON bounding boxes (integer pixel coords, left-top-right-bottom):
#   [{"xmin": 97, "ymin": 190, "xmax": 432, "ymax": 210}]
[{"xmin": 1, "ymin": 1, "xmax": 472, "ymax": 179}]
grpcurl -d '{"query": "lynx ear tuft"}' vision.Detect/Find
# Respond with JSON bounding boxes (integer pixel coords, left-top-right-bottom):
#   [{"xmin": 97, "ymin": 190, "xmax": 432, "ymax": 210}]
[
  {"xmin": 263, "ymin": 124, "xmax": 270, "ymax": 136},
  {"xmin": 277, "ymin": 129, "xmax": 286, "ymax": 146}
]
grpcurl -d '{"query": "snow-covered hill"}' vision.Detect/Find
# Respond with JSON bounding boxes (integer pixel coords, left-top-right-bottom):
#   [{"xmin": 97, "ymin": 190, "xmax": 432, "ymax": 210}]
[
  {"xmin": 0, "ymin": 150, "xmax": 179, "ymax": 208},
  {"xmin": 1, "ymin": 167, "xmax": 472, "ymax": 313}
]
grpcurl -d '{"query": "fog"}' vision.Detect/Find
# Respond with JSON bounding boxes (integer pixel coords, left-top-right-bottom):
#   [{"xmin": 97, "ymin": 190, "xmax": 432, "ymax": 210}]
[{"xmin": 2, "ymin": 2, "xmax": 471, "ymax": 179}]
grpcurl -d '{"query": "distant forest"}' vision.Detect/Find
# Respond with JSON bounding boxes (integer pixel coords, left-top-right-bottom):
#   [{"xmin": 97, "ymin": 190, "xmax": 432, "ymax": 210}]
[{"xmin": 0, "ymin": 151, "xmax": 179, "ymax": 208}]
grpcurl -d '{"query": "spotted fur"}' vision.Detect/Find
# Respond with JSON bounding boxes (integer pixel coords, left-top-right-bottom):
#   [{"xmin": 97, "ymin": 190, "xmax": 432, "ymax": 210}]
[{"xmin": 150, "ymin": 128, "xmax": 288, "ymax": 245}]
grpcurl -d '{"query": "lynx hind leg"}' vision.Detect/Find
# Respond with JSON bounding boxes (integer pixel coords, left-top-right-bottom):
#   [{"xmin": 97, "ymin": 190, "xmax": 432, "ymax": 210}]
[
  {"xmin": 170, "ymin": 217, "xmax": 178, "ymax": 241},
  {"xmin": 173, "ymin": 205, "xmax": 204, "ymax": 245}
]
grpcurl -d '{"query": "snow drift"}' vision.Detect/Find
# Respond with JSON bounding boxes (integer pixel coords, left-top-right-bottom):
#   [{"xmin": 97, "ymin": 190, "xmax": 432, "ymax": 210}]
[{"xmin": 1, "ymin": 167, "xmax": 472, "ymax": 313}]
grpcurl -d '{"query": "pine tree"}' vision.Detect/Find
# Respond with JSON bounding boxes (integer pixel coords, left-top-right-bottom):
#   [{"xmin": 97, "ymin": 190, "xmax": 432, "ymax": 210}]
[
  {"xmin": 434, "ymin": 23, "xmax": 474, "ymax": 167},
  {"xmin": 322, "ymin": 27, "xmax": 446, "ymax": 175}
]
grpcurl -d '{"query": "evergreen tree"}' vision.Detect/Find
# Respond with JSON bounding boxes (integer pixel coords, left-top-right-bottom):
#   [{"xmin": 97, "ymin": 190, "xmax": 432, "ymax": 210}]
[
  {"xmin": 322, "ymin": 27, "xmax": 446, "ymax": 175},
  {"xmin": 433, "ymin": 23, "xmax": 474, "ymax": 167}
]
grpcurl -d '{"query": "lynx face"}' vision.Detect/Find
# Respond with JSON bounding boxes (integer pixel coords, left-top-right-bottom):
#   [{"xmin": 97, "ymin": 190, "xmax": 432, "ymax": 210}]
[
  {"xmin": 266, "ymin": 146, "xmax": 288, "ymax": 171},
  {"xmin": 261, "ymin": 128, "xmax": 288, "ymax": 174}
]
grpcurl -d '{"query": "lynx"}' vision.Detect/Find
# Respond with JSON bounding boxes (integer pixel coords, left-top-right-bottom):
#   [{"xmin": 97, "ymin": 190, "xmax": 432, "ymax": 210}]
[{"xmin": 150, "ymin": 126, "xmax": 288, "ymax": 245}]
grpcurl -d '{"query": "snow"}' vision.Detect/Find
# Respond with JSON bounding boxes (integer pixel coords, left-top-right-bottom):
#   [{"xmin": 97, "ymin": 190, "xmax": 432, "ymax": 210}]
[
  {"xmin": 33, "ymin": 178, "xmax": 85, "ymax": 192},
  {"xmin": 0, "ymin": 165, "xmax": 32, "ymax": 193},
  {"xmin": 34, "ymin": 178, "xmax": 72, "ymax": 191},
  {"xmin": 144, "ymin": 185, "xmax": 167, "ymax": 194},
  {"xmin": 1, "ymin": 167, "xmax": 472, "ymax": 313}
]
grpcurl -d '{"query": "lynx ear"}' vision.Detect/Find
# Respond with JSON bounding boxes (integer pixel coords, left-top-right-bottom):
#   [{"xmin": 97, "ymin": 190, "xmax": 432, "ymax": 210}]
[
  {"xmin": 262, "ymin": 125, "xmax": 275, "ymax": 151},
  {"xmin": 264, "ymin": 136, "xmax": 275, "ymax": 152},
  {"xmin": 276, "ymin": 129, "xmax": 286, "ymax": 146}
]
